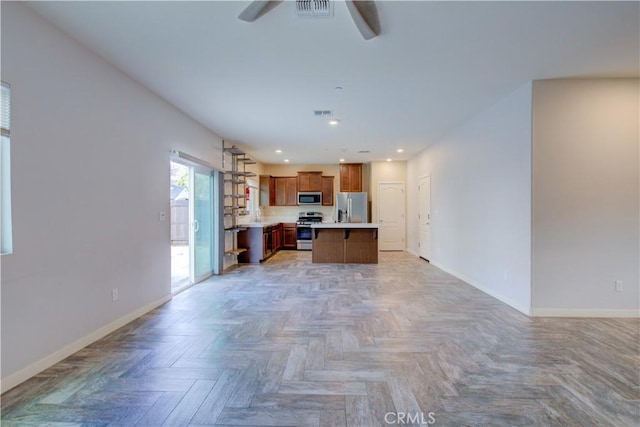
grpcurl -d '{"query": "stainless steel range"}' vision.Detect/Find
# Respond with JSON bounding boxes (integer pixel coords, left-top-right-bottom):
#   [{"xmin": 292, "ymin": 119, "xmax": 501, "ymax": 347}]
[{"xmin": 296, "ymin": 211, "xmax": 323, "ymax": 250}]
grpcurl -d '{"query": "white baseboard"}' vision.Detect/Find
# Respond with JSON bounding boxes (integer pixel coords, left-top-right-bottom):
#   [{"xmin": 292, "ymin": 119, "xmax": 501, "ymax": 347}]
[
  {"xmin": 530, "ymin": 308, "xmax": 640, "ymax": 318},
  {"xmin": 423, "ymin": 259, "xmax": 639, "ymax": 319},
  {"xmin": 429, "ymin": 260, "xmax": 531, "ymax": 316},
  {"xmin": 0, "ymin": 294, "xmax": 172, "ymax": 394}
]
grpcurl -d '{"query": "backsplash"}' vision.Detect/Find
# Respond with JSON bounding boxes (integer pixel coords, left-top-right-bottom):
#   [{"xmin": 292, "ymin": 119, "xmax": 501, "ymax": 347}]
[{"xmin": 238, "ymin": 205, "xmax": 336, "ymax": 224}]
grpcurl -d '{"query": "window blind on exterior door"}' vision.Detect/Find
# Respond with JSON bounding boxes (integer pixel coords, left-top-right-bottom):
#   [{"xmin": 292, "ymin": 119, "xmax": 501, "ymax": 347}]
[
  {"xmin": 1, "ymin": 82, "xmax": 9, "ymax": 136},
  {"xmin": 1, "ymin": 81, "xmax": 12, "ymax": 254}
]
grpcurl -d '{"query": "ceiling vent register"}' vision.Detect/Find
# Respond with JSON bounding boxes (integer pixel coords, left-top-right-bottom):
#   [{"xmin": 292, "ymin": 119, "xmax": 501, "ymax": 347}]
[{"xmin": 295, "ymin": 0, "xmax": 334, "ymax": 17}]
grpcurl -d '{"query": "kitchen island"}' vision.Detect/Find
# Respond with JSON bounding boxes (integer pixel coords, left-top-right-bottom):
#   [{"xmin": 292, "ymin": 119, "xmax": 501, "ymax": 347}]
[{"xmin": 311, "ymin": 223, "xmax": 379, "ymax": 264}]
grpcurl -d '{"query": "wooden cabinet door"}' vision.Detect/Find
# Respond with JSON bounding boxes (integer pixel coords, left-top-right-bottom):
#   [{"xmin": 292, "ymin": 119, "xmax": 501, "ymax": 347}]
[
  {"xmin": 309, "ymin": 173, "xmax": 322, "ymax": 191},
  {"xmin": 260, "ymin": 175, "xmax": 275, "ymax": 206},
  {"xmin": 263, "ymin": 231, "xmax": 269, "ymax": 258},
  {"xmin": 298, "ymin": 172, "xmax": 322, "ymax": 192},
  {"xmin": 269, "ymin": 177, "xmax": 276, "ymax": 206},
  {"xmin": 321, "ymin": 176, "xmax": 334, "ymax": 206},
  {"xmin": 272, "ymin": 226, "xmax": 283, "ymax": 250},
  {"xmin": 283, "ymin": 225, "xmax": 297, "ymax": 248},
  {"xmin": 285, "ymin": 177, "xmax": 298, "ymax": 206},
  {"xmin": 274, "ymin": 177, "xmax": 286, "ymax": 206},
  {"xmin": 298, "ymin": 173, "xmax": 310, "ymax": 192},
  {"xmin": 340, "ymin": 163, "xmax": 362, "ymax": 192},
  {"xmin": 274, "ymin": 177, "xmax": 298, "ymax": 206}
]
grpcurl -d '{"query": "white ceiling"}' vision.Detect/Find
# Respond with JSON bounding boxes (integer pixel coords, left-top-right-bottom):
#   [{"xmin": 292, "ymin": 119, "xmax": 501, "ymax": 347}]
[{"xmin": 26, "ymin": 1, "xmax": 639, "ymax": 165}]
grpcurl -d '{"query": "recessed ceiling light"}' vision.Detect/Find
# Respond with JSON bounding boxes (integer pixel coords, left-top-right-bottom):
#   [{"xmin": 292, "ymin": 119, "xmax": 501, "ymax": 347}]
[
  {"xmin": 339, "ymin": 158, "xmax": 345, "ymax": 162},
  {"xmin": 386, "ymin": 158, "xmax": 392, "ymax": 162},
  {"xmin": 275, "ymin": 149, "xmax": 282, "ymax": 153},
  {"xmin": 284, "ymin": 159, "xmax": 290, "ymax": 163},
  {"xmin": 397, "ymin": 148, "xmax": 404, "ymax": 153},
  {"xmin": 329, "ymin": 119, "xmax": 341, "ymax": 126}
]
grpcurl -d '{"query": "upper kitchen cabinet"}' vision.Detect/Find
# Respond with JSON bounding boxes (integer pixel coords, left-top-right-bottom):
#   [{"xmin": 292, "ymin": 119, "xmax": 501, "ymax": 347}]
[
  {"xmin": 340, "ymin": 163, "xmax": 363, "ymax": 192},
  {"xmin": 321, "ymin": 176, "xmax": 334, "ymax": 206},
  {"xmin": 297, "ymin": 171, "xmax": 323, "ymax": 192},
  {"xmin": 259, "ymin": 175, "xmax": 275, "ymax": 207},
  {"xmin": 274, "ymin": 176, "xmax": 298, "ymax": 206}
]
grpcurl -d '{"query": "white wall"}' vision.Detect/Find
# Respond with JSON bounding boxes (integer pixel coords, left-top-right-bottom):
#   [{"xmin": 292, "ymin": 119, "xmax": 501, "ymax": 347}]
[
  {"xmin": 407, "ymin": 83, "xmax": 533, "ymax": 314},
  {"xmin": 1, "ymin": 3, "xmax": 224, "ymax": 390},
  {"xmin": 531, "ymin": 79, "xmax": 639, "ymax": 316}
]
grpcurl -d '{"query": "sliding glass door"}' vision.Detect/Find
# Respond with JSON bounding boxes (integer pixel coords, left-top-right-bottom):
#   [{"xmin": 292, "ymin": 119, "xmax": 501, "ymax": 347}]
[
  {"xmin": 171, "ymin": 157, "xmax": 220, "ymax": 292},
  {"xmin": 192, "ymin": 169, "xmax": 213, "ymax": 282}
]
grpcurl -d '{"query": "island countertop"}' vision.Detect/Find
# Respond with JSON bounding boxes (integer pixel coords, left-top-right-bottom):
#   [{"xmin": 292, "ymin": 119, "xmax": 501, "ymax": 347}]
[{"xmin": 311, "ymin": 223, "xmax": 379, "ymax": 229}]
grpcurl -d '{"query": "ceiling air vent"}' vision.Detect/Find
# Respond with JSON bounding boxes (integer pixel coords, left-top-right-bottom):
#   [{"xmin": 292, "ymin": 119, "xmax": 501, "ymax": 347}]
[
  {"xmin": 358, "ymin": 150, "xmax": 371, "ymax": 154},
  {"xmin": 296, "ymin": 0, "xmax": 334, "ymax": 18},
  {"xmin": 313, "ymin": 110, "xmax": 333, "ymax": 117}
]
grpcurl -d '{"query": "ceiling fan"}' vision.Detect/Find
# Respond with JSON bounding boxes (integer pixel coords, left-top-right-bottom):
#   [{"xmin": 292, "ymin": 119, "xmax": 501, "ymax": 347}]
[{"xmin": 238, "ymin": 0, "xmax": 381, "ymax": 40}]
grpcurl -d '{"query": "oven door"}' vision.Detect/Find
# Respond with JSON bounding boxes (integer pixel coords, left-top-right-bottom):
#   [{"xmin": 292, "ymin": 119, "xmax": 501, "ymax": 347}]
[{"xmin": 296, "ymin": 225, "xmax": 313, "ymax": 250}]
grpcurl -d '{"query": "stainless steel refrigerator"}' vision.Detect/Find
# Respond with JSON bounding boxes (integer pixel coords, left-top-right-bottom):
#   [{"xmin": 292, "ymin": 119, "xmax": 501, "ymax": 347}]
[{"xmin": 335, "ymin": 192, "xmax": 368, "ymax": 223}]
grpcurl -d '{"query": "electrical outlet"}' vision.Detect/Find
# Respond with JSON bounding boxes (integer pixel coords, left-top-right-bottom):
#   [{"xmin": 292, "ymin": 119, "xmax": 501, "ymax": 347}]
[
  {"xmin": 615, "ymin": 281, "xmax": 623, "ymax": 292},
  {"xmin": 112, "ymin": 288, "xmax": 119, "ymax": 302}
]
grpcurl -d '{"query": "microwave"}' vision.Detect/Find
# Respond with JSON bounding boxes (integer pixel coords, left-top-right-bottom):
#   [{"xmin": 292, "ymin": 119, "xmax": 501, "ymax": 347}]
[{"xmin": 298, "ymin": 192, "xmax": 322, "ymax": 205}]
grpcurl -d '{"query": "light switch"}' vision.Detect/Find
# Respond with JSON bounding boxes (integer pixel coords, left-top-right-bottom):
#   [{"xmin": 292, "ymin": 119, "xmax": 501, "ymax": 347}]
[{"xmin": 158, "ymin": 211, "xmax": 166, "ymax": 221}]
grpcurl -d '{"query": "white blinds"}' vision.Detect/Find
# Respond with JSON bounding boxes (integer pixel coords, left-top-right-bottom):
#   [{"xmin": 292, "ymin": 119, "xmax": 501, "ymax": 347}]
[{"xmin": 1, "ymin": 82, "xmax": 10, "ymax": 137}]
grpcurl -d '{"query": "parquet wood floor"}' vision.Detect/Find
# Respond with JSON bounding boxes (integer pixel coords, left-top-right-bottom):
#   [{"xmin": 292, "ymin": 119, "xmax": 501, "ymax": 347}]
[{"xmin": 2, "ymin": 251, "xmax": 638, "ymax": 426}]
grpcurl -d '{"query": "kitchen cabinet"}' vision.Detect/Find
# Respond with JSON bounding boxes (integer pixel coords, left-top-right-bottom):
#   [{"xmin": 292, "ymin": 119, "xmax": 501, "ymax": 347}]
[
  {"xmin": 339, "ymin": 163, "xmax": 363, "ymax": 192},
  {"xmin": 274, "ymin": 177, "xmax": 298, "ymax": 206},
  {"xmin": 262, "ymin": 230, "xmax": 271, "ymax": 259},
  {"xmin": 272, "ymin": 224, "xmax": 282, "ymax": 251},
  {"xmin": 238, "ymin": 224, "xmax": 285, "ymax": 263},
  {"xmin": 260, "ymin": 175, "xmax": 275, "ymax": 206},
  {"xmin": 298, "ymin": 171, "xmax": 323, "ymax": 192},
  {"xmin": 311, "ymin": 225, "xmax": 378, "ymax": 264},
  {"xmin": 282, "ymin": 223, "xmax": 297, "ymax": 249},
  {"xmin": 321, "ymin": 176, "xmax": 334, "ymax": 206}
]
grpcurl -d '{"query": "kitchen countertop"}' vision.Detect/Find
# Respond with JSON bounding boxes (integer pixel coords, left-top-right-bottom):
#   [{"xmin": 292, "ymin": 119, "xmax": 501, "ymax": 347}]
[
  {"xmin": 241, "ymin": 222, "xmax": 284, "ymax": 228},
  {"xmin": 311, "ymin": 223, "xmax": 379, "ymax": 229}
]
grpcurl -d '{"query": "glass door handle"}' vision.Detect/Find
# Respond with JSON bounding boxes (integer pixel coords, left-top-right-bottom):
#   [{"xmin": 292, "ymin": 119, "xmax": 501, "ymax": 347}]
[{"xmin": 193, "ymin": 220, "xmax": 200, "ymax": 232}]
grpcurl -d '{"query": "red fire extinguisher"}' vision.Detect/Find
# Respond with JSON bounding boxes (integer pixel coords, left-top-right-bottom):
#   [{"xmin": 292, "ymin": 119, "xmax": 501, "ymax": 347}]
[{"xmin": 246, "ymin": 187, "xmax": 250, "ymax": 201}]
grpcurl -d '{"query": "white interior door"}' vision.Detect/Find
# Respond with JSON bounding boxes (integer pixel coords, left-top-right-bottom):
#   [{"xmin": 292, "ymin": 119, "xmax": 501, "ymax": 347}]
[
  {"xmin": 418, "ymin": 175, "xmax": 431, "ymax": 260},
  {"xmin": 377, "ymin": 182, "xmax": 405, "ymax": 251}
]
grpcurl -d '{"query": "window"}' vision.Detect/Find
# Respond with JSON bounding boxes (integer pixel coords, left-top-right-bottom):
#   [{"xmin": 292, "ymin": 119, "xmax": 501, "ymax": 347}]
[{"xmin": 1, "ymin": 81, "xmax": 13, "ymax": 254}]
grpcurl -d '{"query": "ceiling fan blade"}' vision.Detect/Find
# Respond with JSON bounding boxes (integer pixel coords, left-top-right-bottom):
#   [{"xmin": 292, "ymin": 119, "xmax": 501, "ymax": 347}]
[
  {"xmin": 345, "ymin": 0, "xmax": 381, "ymax": 40},
  {"xmin": 238, "ymin": 0, "xmax": 282, "ymax": 22}
]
